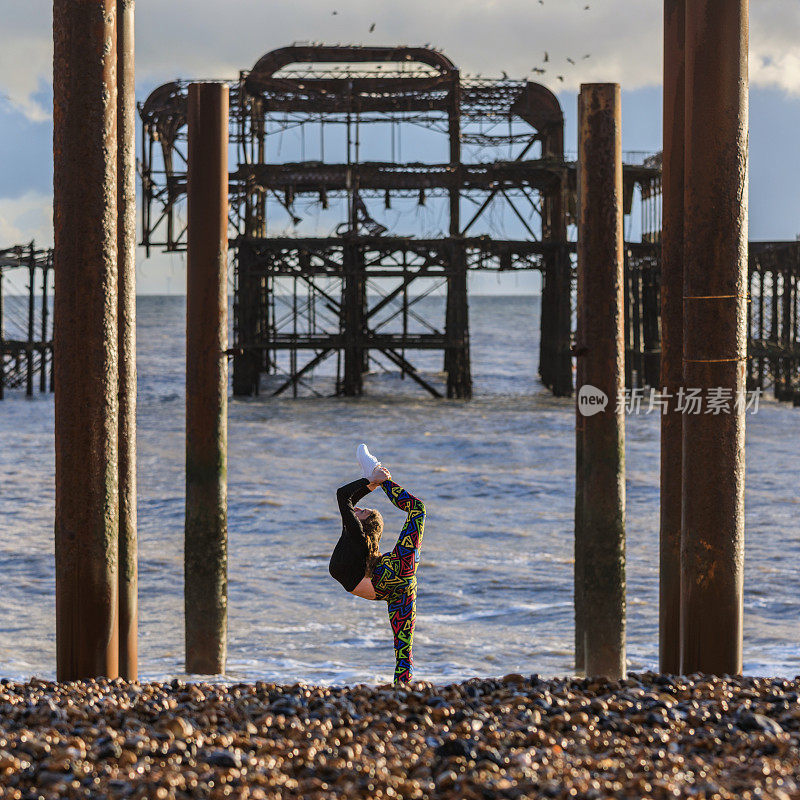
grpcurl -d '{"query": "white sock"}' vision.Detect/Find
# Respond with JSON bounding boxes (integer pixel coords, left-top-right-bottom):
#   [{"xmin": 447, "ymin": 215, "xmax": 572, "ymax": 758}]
[{"xmin": 356, "ymin": 443, "xmax": 380, "ymax": 480}]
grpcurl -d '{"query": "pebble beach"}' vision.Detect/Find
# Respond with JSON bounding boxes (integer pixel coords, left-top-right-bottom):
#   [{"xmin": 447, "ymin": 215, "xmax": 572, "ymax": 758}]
[{"xmin": 1, "ymin": 672, "xmax": 799, "ymax": 799}]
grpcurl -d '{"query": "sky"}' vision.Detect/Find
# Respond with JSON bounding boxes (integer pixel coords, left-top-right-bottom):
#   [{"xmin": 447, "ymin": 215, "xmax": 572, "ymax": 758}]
[{"xmin": 1, "ymin": 0, "xmax": 799, "ymax": 294}]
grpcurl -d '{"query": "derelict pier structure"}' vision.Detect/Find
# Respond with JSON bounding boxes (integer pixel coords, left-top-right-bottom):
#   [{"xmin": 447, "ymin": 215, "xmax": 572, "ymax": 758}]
[
  {"xmin": 140, "ymin": 44, "xmax": 658, "ymax": 399},
  {"xmin": 639, "ymin": 168, "xmax": 800, "ymax": 405},
  {"xmin": 748, "ymin": 242, "xmax": 800, "ymax": 402},
  {"xmin": 0, "ymin": 243, "xmax": 53, "ymax": 399}
]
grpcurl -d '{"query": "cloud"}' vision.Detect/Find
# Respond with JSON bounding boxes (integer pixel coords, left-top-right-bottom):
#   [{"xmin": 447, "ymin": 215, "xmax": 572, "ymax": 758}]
[
  {"xmin": 131, "ymin": 0, "xmax": 662, "ymax": 93},
  {"xmin": 0, "ymin": 13, "xmax": 52, "ymax": 122},
  {"xmin": 2, "ymin": 0, "xmax": 799, "ymax": 120},
  {"xmin": 0, "ymin": 191, "xmax": 52, "ymax": 246},
  {"xmin": 750, "ymin": 0, "xmax": 800, "ymax": 96}
]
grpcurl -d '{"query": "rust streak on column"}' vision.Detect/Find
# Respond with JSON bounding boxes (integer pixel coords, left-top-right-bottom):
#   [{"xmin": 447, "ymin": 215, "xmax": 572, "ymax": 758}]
[
  {"xmin": 445, "ymin": 70, "xmax": 472, "ymax": 399},
  {"xmin": 681, "ymin": 0, "xmax": 748, "ymax": 676},
  {"xmin": 0, "ymin": 267, "xmax": 4, "ymax": 401},
  {"xmin": 573, "ymin": 102, "xmax": 587, "ymax": 675},
  {"xmin": 26, "ymin": 243, "xmax": 35, "ymax": 397},
  {"xmin": 40, "ymin": 254, "xmax": 50, "ymax": 394},
  {"xmin": 53, "ymin": 0, "xmax": 120, "ymax": 680},
  {"xmin": 185, "ymin": 82, "xmax": 229, "ymax": 675},
  {"xmin": 659, "ymin": 0, "xmax": 685, "ymax": 676},
  {"xmin": 577, "ymin": 83, "xmax": 626, "ymax": 680},
  {"xmin": 117, "ymin": 0, "xmax": 138, "ymax": 681},
  {"xmin": 574, "ymin": 234, "xmax": 586, "ymax": 676}
]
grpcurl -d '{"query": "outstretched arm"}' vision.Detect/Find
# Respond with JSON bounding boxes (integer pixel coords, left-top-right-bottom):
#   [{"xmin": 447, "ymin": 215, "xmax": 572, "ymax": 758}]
[{"xmin": 336, "ymin": 478, "xmax": 371, "ymax": 540}]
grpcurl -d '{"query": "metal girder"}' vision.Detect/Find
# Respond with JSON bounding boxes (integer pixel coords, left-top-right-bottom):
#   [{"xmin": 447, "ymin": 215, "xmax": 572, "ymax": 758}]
[{"xmin": 139, "ymin": 44, "xmax": 660, "ymax": 398}]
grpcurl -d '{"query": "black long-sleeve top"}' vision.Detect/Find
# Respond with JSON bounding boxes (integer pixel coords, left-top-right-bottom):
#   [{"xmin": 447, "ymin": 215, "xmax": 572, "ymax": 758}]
[{"xmin": 328, "ymin": 478, "xmax": 373, "ymax": 592}]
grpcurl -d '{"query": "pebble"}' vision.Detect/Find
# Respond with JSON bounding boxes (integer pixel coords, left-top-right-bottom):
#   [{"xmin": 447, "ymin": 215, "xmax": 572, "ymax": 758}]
[
  {"xmin": 203, "ymin": 747, "xmax": 242, "ymax": 768},
  {"xmin": 161, "ymin": 714, "xmax": 194, "ymax": 738},
  {"xmin": 0, "ymin": 673, "xmax": 796, "ymax": 798}
]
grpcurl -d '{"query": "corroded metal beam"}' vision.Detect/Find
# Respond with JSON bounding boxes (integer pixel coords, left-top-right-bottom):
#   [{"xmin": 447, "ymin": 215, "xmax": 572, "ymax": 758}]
[
  {"xmin": 659, "ymin": 0, "xmax": 685, "ymax": 676},
  {"xmin": 185, "ymin": 82, "xmax": 230, "ymax": 675},
  {"xmin": 53, "ymin": 0, "xmax": 120, "ymax": 681},
  {"xmin": 576, "ymin": 83, "xmax": 626, "ymax": 680},
  {"xmin": 680, "ymin": 0, "xmax": 749, "ymax": 676},
  {"xmin": 117, "ymin": 0, "xmax": 138, "ymax": 681}
]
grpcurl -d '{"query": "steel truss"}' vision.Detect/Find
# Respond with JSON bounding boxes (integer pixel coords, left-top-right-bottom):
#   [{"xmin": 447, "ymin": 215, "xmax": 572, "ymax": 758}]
[
  {"xmin": 602, "ymin": 239, "xmax": 800, "ymax": 404},
  {"xmin": 748, "ymin": 241, "xmax": 800, "ymax": 402},
  {"xmin": 0, "ymin": 242, "xmax": 54, "ymax": 399},
  {"xmin": 140, "ymin": 44, "xmax": 658, "ymax": 398}
]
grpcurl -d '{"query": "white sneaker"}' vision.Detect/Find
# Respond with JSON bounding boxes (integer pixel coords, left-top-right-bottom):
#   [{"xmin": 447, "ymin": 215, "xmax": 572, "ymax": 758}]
[{"xmin": 356, "ymin": 443, "xmax": 380, "ymax": 480}]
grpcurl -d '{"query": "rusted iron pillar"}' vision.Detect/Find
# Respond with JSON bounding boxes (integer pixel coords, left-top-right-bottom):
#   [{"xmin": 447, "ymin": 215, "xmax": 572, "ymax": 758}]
[
  {"xmin": 26, "ymin": 242, "xmax": 35, "ymax": 397},
  {"xmin": 233, "ymin": 242, "xmax": 261, "ymax": 396},
  {"xmin": 574, "ymin": 243, "xmax": 586, "ymax": 676},
  {"xmin": 342, "ymin": 237, "xmax": 364, "ymax": 396},
  {"xmin": 659, "ymin": 0, "xmax": 685, "ymax": 675},
  {"xmin": 360, "ymin": 272, "xmax": 370, "ymax": 375},
  {"xmin": 0, "ymin": 267, "xmax": 4, "ymax": 400},
  {"xmin": 341, "ymin": 93, "xmax": 364, "ymax": 397},
  {"xmin": 53, "ymin": 0, "xmax": 120, "ymax": 680},
  {"xmin": 117, "ymin": 0, "xmax": 138, "ymax": 680},
  {"xmin": 780, "ymin": 269, "xmax": 792, "ymax": 398},
  {"xmin": 553, "ymin": 246, "xmax": 573, "ymax": 397},
  {"xmin": 445, "ymin": 71, "xmax": 472, "ymax": 399},
  {"xmin": 445, "ymin": 238, "xmax": 472, "ymax": 399},
  {"xmin": 40, "ymin": 255, "xmax": 50, "ymax": 394},
  {"xmin": 539, "ymin": 270, "xmax": 553, "ymax": 388},
  {"xmin": 185, "ymin": 82, "xmax": 229, "ymax": 675},
  {"xmin": 642, "ymin": 266, "xmax": 661, "ymax": 385},
  {"xmin": 576, "ymin": 83, "xmax": 626, "ymax": 680},
  {"xmin": 529, "ymin": 83, "xmax": 570, "ymax": 399},
  {"xmin": 681, "ymin": 0, "xmax": 748, "ymax": 676},
  {"xmin": 745, "ymin": 264, "xmax": 754, "ymax": 390}
]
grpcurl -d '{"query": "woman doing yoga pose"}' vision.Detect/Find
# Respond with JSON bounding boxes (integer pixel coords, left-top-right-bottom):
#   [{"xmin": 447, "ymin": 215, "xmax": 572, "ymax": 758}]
[{"xmin": 329, "ymin": 444, "xmax": 426, "ymax": 684}]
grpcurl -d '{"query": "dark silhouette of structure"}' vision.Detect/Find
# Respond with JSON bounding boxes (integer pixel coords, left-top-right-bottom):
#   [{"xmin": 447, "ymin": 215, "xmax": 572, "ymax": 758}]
[
  {"xmin": 641, "ymin": 162, "xmax": 800, "ymax": 406},
  {"xmin": 139, "ymin": 44, "xmax": 658, "ymax": 399},
  {"xmin": 0, "ymin": 243, "xmax": 53, "ymax": 399},
  {"xmin": 748, "ymin": 241, "xmax": 800, "ymax": 403}
]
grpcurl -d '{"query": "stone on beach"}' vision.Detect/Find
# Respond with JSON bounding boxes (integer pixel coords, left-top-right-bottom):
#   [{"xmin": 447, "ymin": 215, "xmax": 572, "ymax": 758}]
[{"xmin": 0, "ymin": 672, "xmax": 798, "ymax": 798}]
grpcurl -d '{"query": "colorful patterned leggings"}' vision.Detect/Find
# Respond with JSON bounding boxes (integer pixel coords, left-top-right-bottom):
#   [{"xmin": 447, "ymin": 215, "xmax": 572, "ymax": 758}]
[{"xmin": 370, "ymin": 479, "xmax": 426, "ymax": 684}]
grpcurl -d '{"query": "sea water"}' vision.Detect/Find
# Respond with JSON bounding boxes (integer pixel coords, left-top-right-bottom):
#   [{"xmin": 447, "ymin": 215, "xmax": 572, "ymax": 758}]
[{"xmin": 0, "ymin": 295, "xmax": 798, "ymax": 684}]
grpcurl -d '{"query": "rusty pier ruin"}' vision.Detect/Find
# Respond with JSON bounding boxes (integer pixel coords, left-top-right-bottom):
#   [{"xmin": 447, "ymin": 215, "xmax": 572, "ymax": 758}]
[
  {"xmin": 7, "ymin": 47, "xmax": 797, "ymax": 406},
  {"xmin": 639, "ymin": 168, "xmax": 800, "ymax": 405},
  {"xmin": 0, "ymin": 243, "xmax": 54, "ymax": 399},
  {"xmin": 748, "ymin": 241, "xmax": 800, "ymax": 403},
  {"xmin": 140, "ymin": 44, "xmax": 657, "ymax": 399}
]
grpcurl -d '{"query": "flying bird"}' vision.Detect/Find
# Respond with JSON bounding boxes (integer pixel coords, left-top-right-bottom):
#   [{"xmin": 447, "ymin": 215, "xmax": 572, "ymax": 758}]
[
  {"xmin": 332, "ymin": 9, "xmax": 337, "ymax": 14},
  {"xmin": 544, "ymin": 51, "xmax": 549, "ymax": 62},
  {"xmin": 369, "ymin": 22, "xmax": 376, "ymax": 32},
  {"xmin": 583, "ymin": 54, "xmax": 591, "ymax": 59},
  {"xmin": 557, "ymin": 75, "xmax": 564, "ymax": 82},
  {"xmin": 532, "ymin": 67, "xmax": 546, "ymax": 74},
  {"xmin": 567, "ymin": 57, "xmax": 575, "ymax": 65}
]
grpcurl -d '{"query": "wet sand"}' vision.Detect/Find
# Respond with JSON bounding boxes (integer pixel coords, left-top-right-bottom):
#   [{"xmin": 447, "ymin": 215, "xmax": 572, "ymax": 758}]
[{"xmin": 0, "ymin": 672, "xmax": 798, "ymax": 798}]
